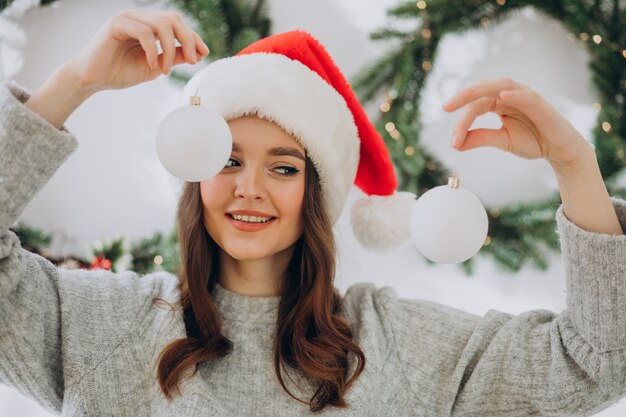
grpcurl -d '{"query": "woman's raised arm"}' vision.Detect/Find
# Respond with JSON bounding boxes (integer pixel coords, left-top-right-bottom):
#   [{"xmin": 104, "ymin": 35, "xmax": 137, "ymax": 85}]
[{"xmin": 0, "ymin": 10, "xmax": 205, "ymax": 412}]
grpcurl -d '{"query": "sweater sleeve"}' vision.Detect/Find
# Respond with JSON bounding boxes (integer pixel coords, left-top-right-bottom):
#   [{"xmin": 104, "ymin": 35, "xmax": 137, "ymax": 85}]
[
  {"xmin": 0, "ymin": 81, "xmax": 77, "ymax": 413},
  {"xmin": 0, "ymin": 82, "xmax": 177, "ymax": 414},
  {"xmin": 346, "ymin": 197, "xmax": 626, "ymax": 417},
  {"xmin": 449, "ymin": 198, "xmax": 626, "ymax": 416}
]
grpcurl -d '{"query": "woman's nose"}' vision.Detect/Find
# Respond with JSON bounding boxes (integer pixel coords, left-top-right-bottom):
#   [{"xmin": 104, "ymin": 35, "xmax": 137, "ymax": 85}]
[{"xmin": 234, "ymin": 167, "xmax": 266, "ymax": 200}]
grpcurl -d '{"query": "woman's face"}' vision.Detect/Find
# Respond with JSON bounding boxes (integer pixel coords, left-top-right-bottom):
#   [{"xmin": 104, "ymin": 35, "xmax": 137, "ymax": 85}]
[{"xmin": 200, "ymin": 115, "xmax": 306, "ymax": 261}]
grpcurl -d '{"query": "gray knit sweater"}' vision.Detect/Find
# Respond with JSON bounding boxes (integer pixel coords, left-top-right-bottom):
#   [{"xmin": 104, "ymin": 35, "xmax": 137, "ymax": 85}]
[{"xmin": 1, "ymin": 81, "xmax": 625, "ymax": 417}]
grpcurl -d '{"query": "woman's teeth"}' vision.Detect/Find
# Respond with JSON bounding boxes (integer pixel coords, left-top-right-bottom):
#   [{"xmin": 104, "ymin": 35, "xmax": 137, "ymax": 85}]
[{"xmin": 229, "ymin": 214, "xmax": 273, "ymax": 223}]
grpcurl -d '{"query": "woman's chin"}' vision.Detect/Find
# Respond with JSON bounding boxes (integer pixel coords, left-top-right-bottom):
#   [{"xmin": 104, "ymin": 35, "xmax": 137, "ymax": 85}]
[
  {"xmin": 221, "ymin": 241, "xmax": 298, "ymax": 262},
  {"xmin": 222, "ymin": 246, "xmax": 273, "ymax": 261}
]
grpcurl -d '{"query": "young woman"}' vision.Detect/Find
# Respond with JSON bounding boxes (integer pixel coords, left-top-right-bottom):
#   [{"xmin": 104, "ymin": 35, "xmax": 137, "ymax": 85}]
[{"xmin": 1, "ymin": 9, "xmax": 625, "ymax": 417}]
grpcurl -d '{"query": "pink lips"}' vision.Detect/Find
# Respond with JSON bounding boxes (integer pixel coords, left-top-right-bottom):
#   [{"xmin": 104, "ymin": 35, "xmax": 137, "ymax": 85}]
[{"xmin": 225, "ymin": 211, "xmax": 276, "ymax": 232}]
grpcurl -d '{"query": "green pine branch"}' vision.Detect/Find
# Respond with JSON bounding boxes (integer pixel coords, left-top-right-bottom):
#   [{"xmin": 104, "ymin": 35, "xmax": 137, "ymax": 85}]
[
  {"xmin": 9, "ymin": 223, "xmax": 53, "ymax": 253},
  {"xmin": 168, "ymin": 0, "xmax": 271, "ymax": 86},
  {"xmin": 353, "ymin": 0, "xmax": 626, "ymax": 275}
]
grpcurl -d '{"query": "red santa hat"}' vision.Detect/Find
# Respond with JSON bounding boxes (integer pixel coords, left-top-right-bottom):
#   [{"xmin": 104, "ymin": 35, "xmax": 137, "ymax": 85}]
[{"xmin": 182, "ymin": 30, "xmax": 416, "ymax": 251}]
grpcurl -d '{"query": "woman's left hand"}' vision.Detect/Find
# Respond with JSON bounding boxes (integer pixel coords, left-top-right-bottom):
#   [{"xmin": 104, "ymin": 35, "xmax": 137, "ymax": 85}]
[{"xmin": 442, "ymin": 78, "xmax": 595, "ymax": 171}]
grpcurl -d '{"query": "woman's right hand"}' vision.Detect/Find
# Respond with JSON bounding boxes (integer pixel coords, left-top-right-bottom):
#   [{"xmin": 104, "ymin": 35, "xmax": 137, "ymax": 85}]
[{"xmin": 69, "ymin": 9, "xmax": 210, "ymax": 94}]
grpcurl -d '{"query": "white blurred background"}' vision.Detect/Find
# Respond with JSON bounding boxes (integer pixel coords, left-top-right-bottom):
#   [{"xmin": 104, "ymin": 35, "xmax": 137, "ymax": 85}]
[{"xmin": 0, "ymin": 0, "xmax": 624, "ymax": 415}]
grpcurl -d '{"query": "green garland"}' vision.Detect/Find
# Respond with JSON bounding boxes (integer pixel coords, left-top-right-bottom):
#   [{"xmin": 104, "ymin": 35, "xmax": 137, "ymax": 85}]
[
  {"xmin": 352, "ymin": 0, "xmax": 626, "ymax": 274},
  {"xmin": 168, "ymin": 0, "xmax": 270, "ymax": 84}
]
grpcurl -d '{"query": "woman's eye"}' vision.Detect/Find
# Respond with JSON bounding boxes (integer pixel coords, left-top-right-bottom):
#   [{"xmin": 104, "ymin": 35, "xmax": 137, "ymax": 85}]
[
  {"xmin": 224, "ymin": 158, "xmax": 239, "ymax": 168},
  {"xmin": 274, "ymin": 166, "xmax": 299, "ymax": 176}
]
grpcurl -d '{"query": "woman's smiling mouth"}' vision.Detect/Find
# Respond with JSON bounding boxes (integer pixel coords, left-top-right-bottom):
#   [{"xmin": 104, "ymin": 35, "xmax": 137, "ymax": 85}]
[
  {"xmin": 225, "ymin": 210, "xmax": 277, "ymax": 232},
  {"xmin": 228, "ymin": 213, "xmax": 273, "ymax": 223}
]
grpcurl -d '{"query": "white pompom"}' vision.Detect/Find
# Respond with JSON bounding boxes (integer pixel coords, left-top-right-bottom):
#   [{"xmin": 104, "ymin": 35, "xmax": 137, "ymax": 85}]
[
  {"xmin": 410, "ymin": 178, "xmax": 488, "ymax": 264},
  {"xmin": 350, "ymin": 192, "xmax": 416, "ymax": 251},
  {"xmin": 155, "ymin": 100, "xmax": 232, "ymax": 182}
]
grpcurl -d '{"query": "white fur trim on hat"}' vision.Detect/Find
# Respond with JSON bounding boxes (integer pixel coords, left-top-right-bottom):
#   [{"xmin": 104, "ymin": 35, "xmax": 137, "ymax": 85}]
[
  {"xmin": 350, "ymin": 192, "xmax": 416, "ymax": 251},
  {"xmin": 182, "ymin": 53, "xmax": 360, "ymax": 223}
]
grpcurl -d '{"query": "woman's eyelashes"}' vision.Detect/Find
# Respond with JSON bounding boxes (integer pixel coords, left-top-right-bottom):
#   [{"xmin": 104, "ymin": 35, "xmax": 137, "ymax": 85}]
[
  {"xmin": 223, "ymin": 158, "xmax": 300, "ymax": 176},
  {"xmin": 224, "ymin": 158, "xmax": 240, "ymax": 168},
  {"xmin": 273, "ymin": 166, "xmax": 300, "ymax": 176}
]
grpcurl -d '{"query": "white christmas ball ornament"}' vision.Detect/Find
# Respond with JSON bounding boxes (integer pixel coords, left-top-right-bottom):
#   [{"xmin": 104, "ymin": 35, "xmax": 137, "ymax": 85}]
[
  {"xmin": 156, "ymin": 94, "xmax": 232, "ymax": 182},
  {"xmin": 410, "ymin": 177, "xmax": 488, "ymax": 264}
]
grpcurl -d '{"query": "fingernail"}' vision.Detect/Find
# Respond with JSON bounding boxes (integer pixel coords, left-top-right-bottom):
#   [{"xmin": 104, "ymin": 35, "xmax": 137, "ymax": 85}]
[{"xmin": 451, "ymin": 134, "xmax": 459, "ymax": 147}]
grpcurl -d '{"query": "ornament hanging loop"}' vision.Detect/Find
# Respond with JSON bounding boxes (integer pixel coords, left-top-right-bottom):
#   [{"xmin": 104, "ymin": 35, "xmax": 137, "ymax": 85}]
[
  {"xmin": 190, "ymin": 89, "xmax": 201, "ymax": 105},
  {"xmin": 448, "ymin": 174, "xmax": 459, "ymax": 189}
]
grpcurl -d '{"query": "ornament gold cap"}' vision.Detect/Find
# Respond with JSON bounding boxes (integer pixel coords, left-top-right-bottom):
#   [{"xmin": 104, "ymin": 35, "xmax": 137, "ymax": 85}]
[
  {"xmin": 448, "ymin": 176, "xmax": 459, "ymax": 188},
  {"xmin": 190, "ymin": 89, "xmax": 201, "ymax": 105}
]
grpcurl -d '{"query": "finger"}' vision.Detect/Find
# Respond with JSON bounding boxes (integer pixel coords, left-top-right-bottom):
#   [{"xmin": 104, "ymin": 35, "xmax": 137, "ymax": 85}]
[
  {"xmin": 154, "ymin": 19, "xmax": 176, "ymax": 74},
  {"xmin": 451, "ymin": 96, "xmax": 521, "ymax": 147},
  {"xmin": 110, "ymin": 17, "xmax": 159, "ymax": 69},
  {"xmin": 451, "ymin": 96, "xmax": 494, "ymax": 146},
  {"xmin": 120, "ymin": 11, "xmax": 207, "ymax": 66},
  {"xmin": 168, "ymin": 46, "xmax": 188, "ymax": 68},
  {"xmin": 165, "ymin": 12, "xmax": 199, "ymax": 63},
  {"xmin": 443, "ymin": 77, "xmax": 527, "ymax": 112},
  {"xmin": 454, "ymin": 127, "xmax": 511, "ymax": 152},
  {"xmin": 133, "ymin": 23, "xmax": 159, "ymax": 70},
  {"xmin": 498, "ymin": 88, "xmax": 560, "ymax": 131},
  {"xmin": 192, "ymin": 31, "xmax": 210, "ymax": 57},
  {"xmin": 144, "ymin": 46, "xmax": 186, "ymax": 79},
  {"xmin": 123, "ymin": 12, "xmax": 177, "ymax": 74}
]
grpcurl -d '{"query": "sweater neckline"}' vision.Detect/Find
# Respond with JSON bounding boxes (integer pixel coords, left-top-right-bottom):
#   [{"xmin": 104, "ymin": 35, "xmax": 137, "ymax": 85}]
[{"xmin": 212, "ymin": 282, "xmax": 281, "ymax": 325}]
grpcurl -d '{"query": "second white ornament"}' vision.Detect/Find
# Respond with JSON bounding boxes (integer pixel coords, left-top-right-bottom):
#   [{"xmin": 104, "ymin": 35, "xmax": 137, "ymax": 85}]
[{"xmin": 410, "ymin": 176, "xmax": 489, "ymax": 264}]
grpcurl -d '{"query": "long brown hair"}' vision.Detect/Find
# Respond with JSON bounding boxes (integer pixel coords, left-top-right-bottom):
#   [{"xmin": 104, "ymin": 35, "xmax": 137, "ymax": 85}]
[{"xmin": 154, "ymin": 156, "xmax": 366, "ymax": 412}]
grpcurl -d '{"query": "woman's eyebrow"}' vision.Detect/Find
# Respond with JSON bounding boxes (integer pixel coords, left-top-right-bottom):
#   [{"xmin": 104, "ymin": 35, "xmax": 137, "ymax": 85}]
[
  {"xmin": 231, "ymin": 143, "xmax": 305, "ymax": 161},
  {"xmin": 268, "ymin": 146, "xmax": 306, "ymax": 161}
]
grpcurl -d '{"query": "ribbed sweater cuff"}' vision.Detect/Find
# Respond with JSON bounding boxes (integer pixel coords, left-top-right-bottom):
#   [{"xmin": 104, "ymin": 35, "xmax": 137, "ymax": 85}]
[
  {"xmin": 556, "ymin": 196, "xmax": 626, "ymax": 352},
  {"xmin": 0, "ymin": 81, "xmax": 78, "ymax": 233}
]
